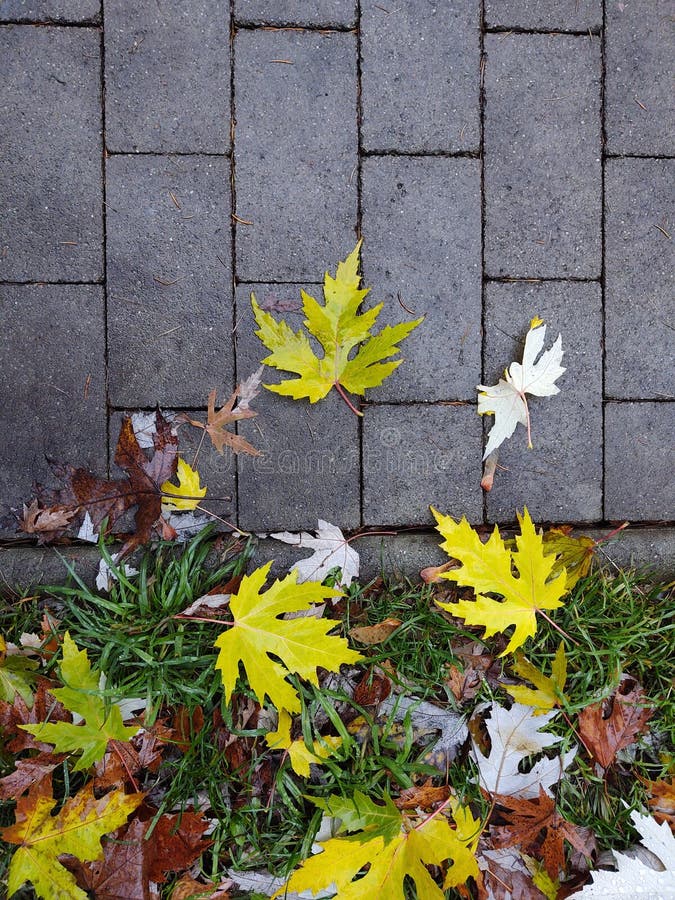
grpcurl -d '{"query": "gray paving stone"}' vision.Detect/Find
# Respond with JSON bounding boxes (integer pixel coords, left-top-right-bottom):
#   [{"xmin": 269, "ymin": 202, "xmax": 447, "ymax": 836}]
[
  {"xmin": 362, "ymin": 404, "xmax": 483, "ymax": 527},
  {"xmin": 104, "ymin": 0, "xmax": 230, "ymax": 153},
  {"xmin": 234, "ymin": 29, "xmax": 358, "ymax": 281},
  {"xmin": 483, "ymin": 281, "xmax": 603, "ymax": 523},
  {"xmin": 605, "ymin": 402, "xmax": 675, "ymax": 522},
  {"xmin": 234, "ymin": 283, "xmax": 360, "ymax": 532},
  {"xmin": 484, "ymin": 33, "xmax": 602, "ymax": 278},
  {"xmin": 361, "ymin": 0, "xmax": 479, "ymax": 152},
  {"xmin": 106, "ymin": 155, "xmax": 232, "ymax": 408},
  {"xmin": 108, "ymin": 410, "xmax": 237, "ymax": 529},
  {"xmin": 0, "ymin": 0, "xmax": 99, "ymax": 21},
  {"xmin": 0, "ymin": 285, "xmax": 106, "ymax": 532},
  {"xmin": 0, "ymin": 26, "xmax": 102, "ymax": 281},
  {"xmin": 485, "ymin": 0, "xmax": 602, "ymax": 30},
  {"xmin": 235, "ymin": 0, "xmax": 355, "ymax": 26},
  {"xmin": 606, "ymin": 0, "xmax": 675, "ymax": 156},
  {"xmin": 361, "ymin": 156, "xmax": 481, "ymax": 402},
  {"xmin": 605, "ymin": 159, "xmax": 674, "ymax": 400}
]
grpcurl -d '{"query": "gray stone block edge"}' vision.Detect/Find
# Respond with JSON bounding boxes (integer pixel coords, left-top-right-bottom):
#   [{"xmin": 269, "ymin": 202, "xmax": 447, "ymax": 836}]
[{"xmin": 2, "ymin": 527, "xmax": 674, "ymax": 594}]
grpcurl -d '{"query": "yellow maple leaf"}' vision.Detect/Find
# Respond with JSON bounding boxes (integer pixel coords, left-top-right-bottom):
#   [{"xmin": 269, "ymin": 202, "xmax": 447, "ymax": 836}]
[
  {"xmin": 432, "ymin": 507, "xmax": 568, "ymax": 656},
  {"xmin": 1, "ymin": 774, "xmax": 142, "ymax": 899},
  {"xmin": 160, "ymin": 457, "xmax": 207, "ymax": 511},
  {"xmin": 506, "ymin": 642, "xmax": 568, "ymax": 715},
  {"xmin": 251, "ymin": 241, "xmax": 423, "ymax": 414},
  {"xmin": 543, "ymin": 527, "xmax": 596, "ymax": 590},
  {"xmin": 265, "ymin": 708, "xmax": 342, "ymax": 777},
  {"xmin": 278, "ymin": 810, "xmax": 469, "ymax": 899},
  {"xmin": 214, "ymin": 562, "xmax": 363, "ymax": 713}
]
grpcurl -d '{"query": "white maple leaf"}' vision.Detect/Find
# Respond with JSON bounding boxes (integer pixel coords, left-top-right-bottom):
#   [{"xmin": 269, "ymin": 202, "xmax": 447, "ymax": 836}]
[
  {"xmin": 472, "ymin": 702, "xmax": 576, "ymax": 798},
  {"xmin": 576, "ymin": 810, "xmax": 675, "ymax": 897},
  {"xmin": 270, "ymin": 519, "xmax": 359, "ymax": 587},
  {"xmin": 478, "ymin": 317, "xmax": 565, "ymax": 460}
]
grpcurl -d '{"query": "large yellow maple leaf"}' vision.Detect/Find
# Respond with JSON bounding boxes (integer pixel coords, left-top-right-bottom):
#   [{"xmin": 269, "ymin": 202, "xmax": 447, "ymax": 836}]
[
  {"xmin": 1, "ymin": 774, "xmax": 142, "ymax": 899},
  {"xmin": 431, "ymin": 507, "xmax": 568, "ymax": 656},
  {"xmin": 214, "ymin": 562, "xmax": 363, "ymax": 712},
  {"xmin": 276, "ymin": 792, "xmax": 480, "ymax": 899},
  {"xmin": 251, "ymin": 241, "xmax": 423, "ymax": 413}
]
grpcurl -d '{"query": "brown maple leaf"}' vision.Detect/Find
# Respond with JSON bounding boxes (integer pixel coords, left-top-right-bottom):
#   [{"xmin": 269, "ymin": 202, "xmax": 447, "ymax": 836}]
[
  {"xmin": 578, "ymin": 674, "xmax": 653, "ymax": 769},
  {"xmin": 186, "ymin": 369, "xmax": 263, "ymax": 457},
  {"xmin": 31, "ymin": 410, "xmax": 178, "ymax": 555},
  {"xmin": 492, "ymin": 787, "xmax": 596, "ymax": 880},
  {"xmin": 0, "ymin": 677, "xmax": 69, "ymax": 753},
  {"xmin": 353, "ymin": 667, "xmax": 392, "ymax": 706},
  {"xmin": 0, "ymin": 752, "xmax": 64, "ymax": 800},
  {"xmin": 68, "ymin": 809, "xmax": 212, "ymax": 895}
]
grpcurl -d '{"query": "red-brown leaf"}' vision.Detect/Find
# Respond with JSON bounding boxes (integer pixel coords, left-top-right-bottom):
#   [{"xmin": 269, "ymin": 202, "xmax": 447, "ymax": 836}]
[
  {"xmin": 578, "ymin": 675, "xmax": 653, "ymax": 769},
  {"xmin": 0, "ymin": 752, "xmax": 63, "ymax": 800},
  {"xmin": 491, "ymin": 787, "xmax": 596, "ymax": 880}
]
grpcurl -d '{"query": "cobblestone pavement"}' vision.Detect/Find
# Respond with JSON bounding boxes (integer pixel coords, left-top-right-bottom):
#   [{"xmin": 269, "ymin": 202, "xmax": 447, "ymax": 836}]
[{"xmin": 1, "ymin": 1, "xmax": 673, "ymax": 550}]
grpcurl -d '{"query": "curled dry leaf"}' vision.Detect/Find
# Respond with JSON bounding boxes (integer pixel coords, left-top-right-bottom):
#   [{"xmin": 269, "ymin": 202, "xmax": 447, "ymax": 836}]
[
  {"xmin": 348, "ymin": 617, "xmax": 402, "ymax": 645},
  {"xmin": 578, "ymin": 674, "xmax": 653, "ymax": 770},
  {"xmin": 394, "ymin": 778, "xmax": 452, "ymax": 810},
  {"xmin": 186, "ymin": 368, "xmax": 263, "ymax": 457},
  {"xmin": 20, "ymin": 500, "xmax": 75, "ymax": 541},
  {"xmin": 420, "ymin": 560, "xmax": 457, "ymax": 584}
]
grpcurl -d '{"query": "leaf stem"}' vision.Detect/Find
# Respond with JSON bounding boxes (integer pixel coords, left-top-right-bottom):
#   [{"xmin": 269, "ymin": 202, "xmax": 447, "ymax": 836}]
[
  {"xmin": 535, "ymin": 608, "xmax": 579, "ymax": 646},
  {"xmin": 334, "ymin": 381, "xmax": 364, "ymax": 417}
]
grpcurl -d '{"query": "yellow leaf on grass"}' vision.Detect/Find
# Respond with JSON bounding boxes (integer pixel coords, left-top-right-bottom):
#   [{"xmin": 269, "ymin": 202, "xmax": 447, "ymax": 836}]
[
  {"xmin": 20, "ymin": 633, "xmax": 139, "ymax": 771},
  {"xmin": 431, "ymin": 507, "xmax": 568, "ymax": 656},
  {"xmin": 265, "ymin": 708, "xmax": 342, "ymax": 777},
  {"xmin": 506, "ymin": 642, "xmax": 568, "ymax": 715},
  {"xmin": 251, "ymin": 241, "xmax": 423, "ymax": 411},
  {"xmin": 161, "ymin": 457, "xmax": 207, "ymax": 511},
  {"xmin": 543, "ymin": 527, "xmax": 596, "ymax": 590},
  {"xmin": 214, "ymin": 562, "xmax": 363, "ymax": 713},
  {"xmin": 277, "ymin": 796, "xmax": 479, "ymax": 900},
  {"xmin": 1, "ymin": 774, "xmax": 142, "ymax": 900}
]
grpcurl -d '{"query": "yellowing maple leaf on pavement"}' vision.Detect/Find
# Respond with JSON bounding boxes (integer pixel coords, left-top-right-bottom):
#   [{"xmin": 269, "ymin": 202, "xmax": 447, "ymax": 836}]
[
  {"xmin": 276, "ymin": 792, "xmax": 480, "ymax": 899},
  {"xmin": 160, "ymin": 457, "xmax": 206, "ymax": 511},
  {"xmin": 21, "ymin": 633, "xmax": 139, "ymax": 771},
  {"xmin": 264, "ymin": 708, "xmax": 342, "ymax": 777},
  {"xmin": 431, "ymin": 507, "xmax": 568, "ymax": 655},
  {"xmin": 251, "ymin": 241, "xmax": 423, "ymax": 415},
  {"xmin": 214, "ymin": 562, "xmax": 363, "ymax": 713},
  {"xmin": 506, "ymin": 642, "xmax": 568, "ymax": 715},
  {"xmin": 1, "ymin": 774, "xmax": 142, "ymax": 900},
  {"xmin": 478, "ymin": 317, "xmax": 565, "ymax": 459}
]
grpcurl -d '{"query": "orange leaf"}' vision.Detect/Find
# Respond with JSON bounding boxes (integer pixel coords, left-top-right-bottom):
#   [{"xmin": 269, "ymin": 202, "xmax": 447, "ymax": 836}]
[{"xmin": 578, "ymin": 675, "xmax": 653, "ymax": 769}]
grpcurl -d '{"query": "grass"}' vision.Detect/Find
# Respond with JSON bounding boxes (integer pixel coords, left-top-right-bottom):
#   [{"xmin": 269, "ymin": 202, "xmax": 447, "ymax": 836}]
[{"xmin": 0, "ymin": 529, "xmax": 673, "ymax": 897}]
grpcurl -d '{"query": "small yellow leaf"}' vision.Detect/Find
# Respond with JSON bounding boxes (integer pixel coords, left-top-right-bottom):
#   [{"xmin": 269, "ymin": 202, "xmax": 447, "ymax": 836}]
[
  {"xmin": 506, "ymin": 642, "xmax": 568, "ymax": 715},
  {"xmin": 265, "ymin": 709, "xmax": 341, "ymax": 777},
  {"xmin": 161, "ymin": 458, "xmax": 207, "ymax": 511}
]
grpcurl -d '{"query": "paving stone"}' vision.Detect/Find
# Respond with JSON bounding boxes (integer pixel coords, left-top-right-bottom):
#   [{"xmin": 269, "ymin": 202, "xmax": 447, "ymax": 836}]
[
  {"xmin": 605, "ymin": 159, "xmax": 674, "ymax": 400},
  {"xmin": 484, "ymin": 33, "xmax": 601, "ymax": 278},
  {"xmin": 361, "ymin": 0, "xmax": 479, "ymax": 152},
  {"xmin": 605, "ymin": 402, "xmax": 675, "ymax": 522},
  {"xmin": 108, "ymin": 410, "xmax": 237, "ymax": 530},
  {"xmin": 0, "ymin": 285, "xmax": 106, "ymax": 533},
  {"xmin": 361, "ymin": 156, "xmax": 481, "ymax": 402},
  {"xmin": 106, "ymin": 155, "xmax": 232, "ymax": 408},
  {"xmin": 362, "ymin": 404, "xmax": 483, "ymax": 527},
  {"xmin": 234, "ymin": 284, "xmax": 360, "ymax": 532},
  {"xmin": 234, "ymin": 29, "xmax": 358, "ymax": 281},
  {"xmin": 0, "ymin": 0, "xmax": 100, "ymax": 21},
  {"xmin": 104, "ymin": 0, "xmax": 230, "ymax": 153},
  {"xmin": 483, "ymin": 281, "xmax": 602, "ymax": 524},
  {"xmin": 484, "ymin": 0, "xmax": 602, "ymax": 30},
  {"xmin": 0, "ymin": 26, "xmax": 102, "ymax": 281},
  {"xmin": 234, "ymin": 0, "xmax": 355, "ymax": 26},
  {"xmin": 606, "ymin": 1, "xmax": 675, "ymax": 156}
]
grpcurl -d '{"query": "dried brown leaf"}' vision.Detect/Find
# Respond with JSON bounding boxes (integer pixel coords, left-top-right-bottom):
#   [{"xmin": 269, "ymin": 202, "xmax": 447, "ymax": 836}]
[
  {"xmin": 394, "ymin": 778, "xmax": 451, "ymax": 810},
  {"xmin": 348, "ymin": 617, "xmax": 401, "ymax": 645},
  {"xmin": 578, "ymin": 675, "xmax": 653, "ymax": 769}
]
